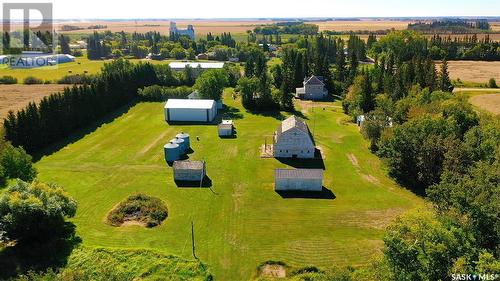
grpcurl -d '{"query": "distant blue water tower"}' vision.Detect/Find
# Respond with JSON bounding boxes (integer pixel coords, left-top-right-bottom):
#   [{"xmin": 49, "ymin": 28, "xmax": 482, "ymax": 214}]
[
  {"xmin": 170, "ymin": 138, "xmax": 185, "ymax": 154},
  {"xmin": 176, "ymin": 132, "xmax": 190, "ymax": 151},
  {"xmin": 164, "ymin": 142, "xmax": 180, "ymax": 163}
]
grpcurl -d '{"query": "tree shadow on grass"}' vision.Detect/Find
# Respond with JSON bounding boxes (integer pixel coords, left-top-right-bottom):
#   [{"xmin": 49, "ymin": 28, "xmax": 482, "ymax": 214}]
[
  {"xmin": 33, "ymin": 102, "xmax": 136, "ymax": 161},
  {"xmin": 0, "ymin": 222, "xmax": 81, "ymax": 279},
  {"xmin": 220, "ymin": 105, "xmax": 244, "ymax": 120},
  {"xmin": 276, "ymin": 186, "xmax": 336, "ymax": 199}
]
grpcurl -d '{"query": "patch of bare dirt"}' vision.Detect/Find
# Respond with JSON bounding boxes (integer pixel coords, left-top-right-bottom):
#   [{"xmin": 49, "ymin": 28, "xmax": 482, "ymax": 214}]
[
  {"xmin": 347, "ymin": 153, "xmax": 359, "ymax": 167},
  {"xmin": 362, "ymin": 174, "xmax": 381, "ymax": 186},
  {"xmin": 121, "ymin": 220, "xmax": 146, "ymax": 227},
  {"xmin": 260, "ymin": 264, "xmax": 286, "ymax": 278}
]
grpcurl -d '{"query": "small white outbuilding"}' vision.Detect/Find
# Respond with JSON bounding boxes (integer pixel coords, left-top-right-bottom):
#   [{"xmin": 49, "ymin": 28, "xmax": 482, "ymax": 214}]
[
  {"xmin": 275, "ymin": 169, "xmax": 324, "ymax": 191},
  {"xmin": 218, "ymin": 120, "xmax": 233, "ymax": 137},
  {"xmin": 165, "ymin": 99, "xmax": 217, "ymax": 123}
]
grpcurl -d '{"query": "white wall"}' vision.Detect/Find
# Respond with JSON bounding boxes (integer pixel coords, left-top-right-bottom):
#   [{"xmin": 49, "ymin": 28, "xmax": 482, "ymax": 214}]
[
  {"xmin": 275, "ymin": 178, "xmax": 323, "ymax": 191},
  {"xmin": 165, "ymin": 107, "xmax": 216, "ymax": 122}
]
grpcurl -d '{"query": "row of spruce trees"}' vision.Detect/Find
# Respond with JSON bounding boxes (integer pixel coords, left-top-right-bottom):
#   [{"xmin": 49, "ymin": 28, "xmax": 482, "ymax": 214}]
[{"xmin": 3, "ymin": 60, "xmax": 158, "ymax": 154}]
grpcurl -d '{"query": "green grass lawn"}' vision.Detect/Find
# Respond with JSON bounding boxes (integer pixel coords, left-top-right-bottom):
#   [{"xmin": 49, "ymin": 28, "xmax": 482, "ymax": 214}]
[
  {"xmin": 35, "ymin": 90, "xmax": 423, "ymax": 280},
  {"xmin": 0, "ymin": 57, "xmax": 174, "ymax": 83}
]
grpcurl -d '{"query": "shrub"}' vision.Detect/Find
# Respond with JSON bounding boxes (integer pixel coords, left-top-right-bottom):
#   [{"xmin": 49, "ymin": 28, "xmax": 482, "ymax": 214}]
[
  {"xmin": 23, "ymin": 76, "xmax": 43, "ymax": 84},
  {"xmin": 0, "ymin": 75, "xmax": 18, "ymax": 84},
  {"xmin": 107, "ymin": 194, "xmax": 168, "ymax": 227},
  {"xmin": 488, "ymin": 78, "xmax": 498, "ymax": 88},
  {"xmin": 0, "ymin": 180, "xmax": 77, "ymax": 244},
  {"xmin": 138, "ymin": 85, "xmax": 192, "ymax": 101},
  {"xmin": 57, "ymin": 74, "xmax": 96, "ymax": 84},
  {"xmin": 0, "ymin": 143, "xmax": 37, "ymax": 182}
]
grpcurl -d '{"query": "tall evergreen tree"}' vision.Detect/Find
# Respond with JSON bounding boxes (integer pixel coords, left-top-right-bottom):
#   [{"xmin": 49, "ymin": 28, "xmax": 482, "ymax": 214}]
[{"xmin": 439, "ymin": 60, "xmax": 454, "ymax": 93}]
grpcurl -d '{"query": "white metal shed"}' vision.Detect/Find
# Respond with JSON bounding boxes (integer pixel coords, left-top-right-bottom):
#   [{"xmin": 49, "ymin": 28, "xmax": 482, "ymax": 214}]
[
  {"xmin": 164, "ymin": 99, "xmax": 217, "ymax": 122},
  {"xmin": 274, "ymin": 169, "xmax": 324, "ymax": 191}
]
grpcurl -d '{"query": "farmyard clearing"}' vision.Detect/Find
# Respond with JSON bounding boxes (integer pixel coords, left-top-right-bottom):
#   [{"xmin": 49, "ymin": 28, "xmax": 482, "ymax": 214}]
[{"xmin": 35, "ymin": 90, "xmax": 423, "ymax": 280}]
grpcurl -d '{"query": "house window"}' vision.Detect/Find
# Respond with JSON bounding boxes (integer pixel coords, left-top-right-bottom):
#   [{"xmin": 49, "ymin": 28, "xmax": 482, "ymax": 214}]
[{"xmin": 286, "ymin": 150, "xmax": 288, "ymax": 153}]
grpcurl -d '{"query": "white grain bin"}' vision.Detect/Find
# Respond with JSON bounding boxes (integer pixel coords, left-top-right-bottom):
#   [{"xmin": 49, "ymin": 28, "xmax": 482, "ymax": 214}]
[
  {"xmin": 164, "ymin": 142, "xmax": 180, "ymax": 163},
  {"xmin": 170, "ymin": 138, "xmax": 186, "ymax": 154},
  {"xmin": 176, "ymin": 132, "xmax": 190, "ymax": 150}
]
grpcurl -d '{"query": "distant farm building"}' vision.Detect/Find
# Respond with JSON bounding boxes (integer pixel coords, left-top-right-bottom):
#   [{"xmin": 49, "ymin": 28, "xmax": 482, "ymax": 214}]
[
  {"xmin": 169, "ymin": 22, "xmax": 195, "ymax": 40},
  {"xmin": 295, "ymin": 75, "xmax": 328, "ymax": 100},
  {"xmin": 218, "ymin": 120, "xmax": 234, "ymax": 137},
  {"xmin": 275, "ymin": 169, "xmax": 324, "ymax": 191},
  {"xmin": 356, "ymin": 115, "xmax": 365, "ymax": 126},
  {"xmin": 165, "ymin": 99, "xmax": 217, "ymax": 123},
  {"xmin": 169, "ymin": 62, "xmax": 224, "ymax": 77},
  {"xmin": 1, "ymin": 53, "xmax": 75, "ymax": 68},
  {"xmin": 273, "ymin": 115, "xmax": 315, "ymax": 159},
  {"xmin": 173, "ymin": 160, "xmax": 206, "ymax": 182},
  {"xmin": 196, "ymin": 53, "xmax": 209, "ymax": 60}
]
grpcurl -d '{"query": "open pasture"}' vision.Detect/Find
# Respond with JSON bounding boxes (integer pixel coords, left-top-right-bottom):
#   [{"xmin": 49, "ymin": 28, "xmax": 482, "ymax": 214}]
[
  {"xmin": 0, "ymin": 57, "xmax": 106, "ymax": 82},
  {"xmin": 35, "ymin": 90, "xmax": 423, "ymax": 279}
]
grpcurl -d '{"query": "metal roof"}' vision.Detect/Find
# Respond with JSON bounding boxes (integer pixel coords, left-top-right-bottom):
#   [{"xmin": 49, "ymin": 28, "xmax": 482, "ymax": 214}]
[
  {"xmin": 275, "ymin": 169, "xmax": 323, "ymax": 180},
  {"xmin": 173, "ymin": 160, "xmax": 205, "ymax": 170},
  {"xmin": 165, "ymin": 99, "xmax": 216, "ymax": 109},
  {"xmin": 169, "ymin": 62, "xmax": 224, "ymax": 69},
  {"xmin": 276, "ymin": 115, "xmax": 310, "ymax": 140}
]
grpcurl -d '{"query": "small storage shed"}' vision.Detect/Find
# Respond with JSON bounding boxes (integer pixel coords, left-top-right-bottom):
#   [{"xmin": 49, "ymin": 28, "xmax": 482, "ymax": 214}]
[
  {"xmin": 173, "ymin": 160, "xmax": 206, "ymax": 182},
  {"xmin": 218, "ymin": 120, "xmax": 233, "ymax": 137},
  {"xmin": 165, "ymin": 99, "xmax": 217, "ymax": 123},
  {"xmin": 274, "ymin": 169, "xmax": 324, "ymax": 191}
]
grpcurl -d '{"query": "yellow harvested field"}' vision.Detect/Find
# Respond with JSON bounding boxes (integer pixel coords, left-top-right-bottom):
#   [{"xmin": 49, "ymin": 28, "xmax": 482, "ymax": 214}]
[
  {"xmin": 491, "ymin": 22, "xmax": 500, "ymax": 32},
  {"xmin": 314, "ymin": 20, "xmax": 411, "ymax": 32},
  {"xmin": 469, "ymin": 93, "xmax": 500, "ymax": 115},
  {"xmin": 53, "ymin": 20, "xmax": 276, "ymax": 35},
  {"xmin": 437, "ymin": 61, "xmax": 500, "ymax": 83},
  {"xmin": 0, "ymin": 84, "xmax": 67, "ymax": 120}
]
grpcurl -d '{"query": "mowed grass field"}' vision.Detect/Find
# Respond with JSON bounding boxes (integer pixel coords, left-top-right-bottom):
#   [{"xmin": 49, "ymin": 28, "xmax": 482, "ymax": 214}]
[
  {"xmin": 0, "ymin": 57, "xmax": 174, "ymax": 82},
  {"xmin": 35, "ymin": 90, "xmax": 423, "ymax": 279},
  {"xmin": 454, "ymin": 89, "xmax": 500, "ymax": 115},
  {"xmin": 0, "ymin": 57, "xmax": 105, "ymax": 82}
]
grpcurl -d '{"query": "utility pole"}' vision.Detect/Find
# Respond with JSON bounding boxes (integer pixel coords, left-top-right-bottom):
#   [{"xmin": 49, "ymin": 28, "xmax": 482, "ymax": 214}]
[{"xmin": 191, "ymin": 221, "xmax": 197, "ymax": 259}]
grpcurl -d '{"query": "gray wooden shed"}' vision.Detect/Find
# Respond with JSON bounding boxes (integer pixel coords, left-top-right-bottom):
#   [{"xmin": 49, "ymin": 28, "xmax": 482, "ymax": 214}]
[
  {"xmin": 274, "ymin": 169, "xmax": 323, "ymax": 191},
  {"xmin": 173, "ymin": 160, "xmax": 206, "ymax": 182}
]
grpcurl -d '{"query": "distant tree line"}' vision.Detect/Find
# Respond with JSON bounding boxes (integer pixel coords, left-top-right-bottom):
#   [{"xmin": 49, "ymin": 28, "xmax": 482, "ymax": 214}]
[
  {"xmin": 408, "ymin": 19, "xmax": 491, "ymax": 33},
  {"xmin": 253, "ymin": 22, "xmax": 319, "ymax": 35}
]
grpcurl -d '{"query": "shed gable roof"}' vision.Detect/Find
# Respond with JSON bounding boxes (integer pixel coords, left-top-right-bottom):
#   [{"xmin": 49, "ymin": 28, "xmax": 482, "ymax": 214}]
[{"xmin": 275, "ymin": 169, "xmax": 323, "ymax": 179}]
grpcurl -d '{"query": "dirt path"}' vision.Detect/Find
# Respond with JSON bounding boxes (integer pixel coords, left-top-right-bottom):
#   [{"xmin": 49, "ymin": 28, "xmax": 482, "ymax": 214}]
[{"xmin": 454, "ymin": 88, "xmax": 500, "ymax": 93}]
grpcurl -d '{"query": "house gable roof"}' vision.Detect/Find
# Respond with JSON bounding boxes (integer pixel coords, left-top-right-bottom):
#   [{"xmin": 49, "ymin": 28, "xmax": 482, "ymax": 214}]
[{"xmin": 304, "ymin": 75, "xmax": 324, "ymax": 86}]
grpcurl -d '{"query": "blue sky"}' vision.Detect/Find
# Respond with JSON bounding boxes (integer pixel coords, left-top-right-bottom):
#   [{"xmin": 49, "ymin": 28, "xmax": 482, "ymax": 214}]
[{"xmin": 1, "ymin": 0, "xmax": 499, "ymax": 19}]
